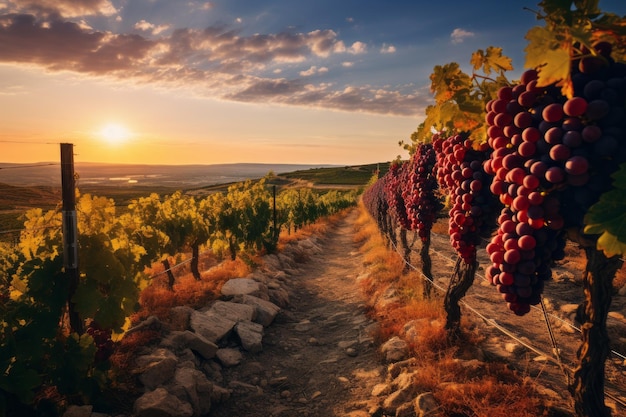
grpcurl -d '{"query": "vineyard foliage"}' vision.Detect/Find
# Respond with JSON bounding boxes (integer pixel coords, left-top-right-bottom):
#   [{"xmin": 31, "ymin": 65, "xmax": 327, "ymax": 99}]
[{"xmin": 0, "ymin": 175, "xmax": 357, "ymax": 410}]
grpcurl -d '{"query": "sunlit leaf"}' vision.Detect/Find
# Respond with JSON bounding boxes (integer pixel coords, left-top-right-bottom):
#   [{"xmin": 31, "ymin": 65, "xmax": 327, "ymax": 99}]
[
  {"xmin": 584, "ymin": 164, "xmax": 626, "ymax": 257},
  {"xmin": 525, "ymin": 26, "xmax": 572, "ymax": 95}
]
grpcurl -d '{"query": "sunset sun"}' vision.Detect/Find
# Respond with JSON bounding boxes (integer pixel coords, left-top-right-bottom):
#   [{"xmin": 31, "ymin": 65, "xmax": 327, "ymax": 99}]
[{"xmin": 98, "ymin": 122, "xmax": 131, "ymax": 145}]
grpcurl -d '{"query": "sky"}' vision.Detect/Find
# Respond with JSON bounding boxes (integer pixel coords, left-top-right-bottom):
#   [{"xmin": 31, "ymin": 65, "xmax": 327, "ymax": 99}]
[{"xmin": 1, "ymin": 0, "xmax": 625, "ymax": 166}]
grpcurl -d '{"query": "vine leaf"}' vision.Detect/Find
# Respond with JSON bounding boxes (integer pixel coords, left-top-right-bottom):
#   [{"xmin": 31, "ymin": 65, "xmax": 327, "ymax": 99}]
[
  {"xmin": 471, "ymin": 46, "xmax": 513, "ymax": 75},
  {"xmin": 524, "ymin": 26, "xmax": 573, "ymax": 97},
  {"xmin": 584, "ymin": 164, "xmax": 626, "ymax": 257}
]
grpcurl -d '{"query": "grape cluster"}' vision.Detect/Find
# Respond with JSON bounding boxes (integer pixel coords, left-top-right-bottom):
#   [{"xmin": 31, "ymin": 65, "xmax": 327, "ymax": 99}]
[
  {"xmin": 86, "ymin": 321, "xmax": 115, "ymax": 363},
  {"xmin": 483, "ymin": 41, "xmax": 626, "ymax": 315},
  {"xmin": 403, "ymin": 144, "xmax": 441, "ymax": 240},
  {"xmin": 433, "ymin": 133, "xmax": 496, "ymax": 263},
  {"xmin": 384, "ymin": 161, "xmax": 410, "ymax": 229}
]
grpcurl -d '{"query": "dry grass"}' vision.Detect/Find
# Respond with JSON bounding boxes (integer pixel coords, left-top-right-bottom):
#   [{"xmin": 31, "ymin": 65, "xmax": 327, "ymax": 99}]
[
  {"xmin": 354, "ymin": 201, "xmax": 555, "ymax": 417},
  {"xmin": 277, "ymin": 210, "xmax": 347, "ymax": 248},
  {"xmin": 431, "ymin": 216, "xmax": 449, "ymax": 235},
  {"xmin": 135, "ymin": 256, "xmax": 252, "ymax": 324}
]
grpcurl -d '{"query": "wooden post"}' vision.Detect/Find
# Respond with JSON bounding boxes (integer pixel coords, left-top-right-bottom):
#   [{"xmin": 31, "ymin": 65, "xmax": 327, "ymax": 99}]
[
  {"xmin": 60, "ymin": 143, "xmax": 83, "ymax": 334},
  {"xmin": 272, "ymin": 185, "xmax": 277, "ymax": 241}
]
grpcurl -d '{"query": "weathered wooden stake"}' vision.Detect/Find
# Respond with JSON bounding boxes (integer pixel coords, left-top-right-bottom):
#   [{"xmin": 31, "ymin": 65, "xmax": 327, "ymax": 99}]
[{"xmin": 60, "ymin": 143, "xmax": 83, "ymax": 334}]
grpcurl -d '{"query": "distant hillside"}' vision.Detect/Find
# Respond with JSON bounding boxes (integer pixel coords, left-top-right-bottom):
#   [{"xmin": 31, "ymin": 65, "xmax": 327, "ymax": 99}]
[
  {"xmin": 0, "ymin": 162, "xmax": 341, "ymax": 188},
  {"xmin": 280, "ymin": 162, "xmax": 390, "ymax": 186},
  {"xmin": 0, "ymin": 182, "xmax": 61, "ymax": 211}
]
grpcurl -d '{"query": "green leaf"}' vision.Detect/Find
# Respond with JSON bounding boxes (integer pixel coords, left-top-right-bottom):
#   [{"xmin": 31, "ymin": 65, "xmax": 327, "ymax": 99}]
[
  {"xmin": 73, "ymin": 279, "xmax": 101, "ymax": 319},
  {"xmin": 0, "ymin": 362, "xmax": 41, "ymax": 404},
  {"xmin": 584, "ymin": 164, "xmax": 626, "ymax": 257}
]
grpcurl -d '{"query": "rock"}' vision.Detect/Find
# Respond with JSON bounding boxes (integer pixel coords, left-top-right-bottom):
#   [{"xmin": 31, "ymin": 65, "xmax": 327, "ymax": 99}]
[
  {"xmin": 338, "ymin": 340, "xmax": 356, "ymax": 349},
  {"xmin": 216, "ymin": 348, "xmax": 243, "ymax": 367},
  {"xmin": 62, "ymin": 405, "xmax": 92, "ymax": 417},
  {"xmin": 391, "ymin": 371, "xmax": 416, "ymax": 391},
  {"xmin": 387, "ymin": 358, "xmax": 417, "ymax": 379},
  {"xmin": 221, "ymin": 278, "xmax": 265, "ymax": 298},
  {"xmin": 133, "ymin": 387, "xmax": 194, "ymax": 417},
  {"xmin": 168, "ymin": 306, "xmax": 194, "ymax": 331},
  {"xmin": 234, "ymin": 294, "xmax": 280, "ymax": 327},
  {"xmin": 396, "ymin": 401, "xmax": 417, "ymax": 417},
  {"xmin": 160, "ymin": 330, "xmax": 218, "ymax": 359},
  {"xmin": 277, "ymin": 253, "xmax": 295, "ymax": 269},
  {"xmin": 235, "ymin": 321, "xmax": 264, "ymax": 353},
  {"xmin": 381, "ymin": 336, "xmax": 409, "ymax": 363},
  {"xmin": 372, "ymin": 383, "xmax": 390, "ymax": 396},
  {"xmin": 136, "ymin": 348, "xmax": 178, "ymax": 390},
  {"xmin": 263, "ymin": 254, "xmax": 281, "ymax": 270},
  {"xmin": 211, "ymin": 384, "xmax": 232, "ymax": 403},
  {"xmin": 268, "ymin": 287, "xmax": 290, "ymax": 308},
  {"xmin": 414, "ymin": 392, "xmax": 438, "ymax": 417},
  {"xmin": 294, "ymin": 319, "xmax": 313, "ymax": 332},
  {"xmin": 190, "ymin": 310, "xmax": 236, "ymax": 343},
  {"xmin": 383, "ymin": 383, "xmax": 418, "ymax": 415},
  {"xmin": 168, "ymin": 367, "xmax": 213, "ymax": 416},
  {"xmin": 208, "ymin": 300, "xmax": 255, "ymax": 322},
  {"xmin": 504, "ymin": 342, "xmax": 525, "ymax": 355}
]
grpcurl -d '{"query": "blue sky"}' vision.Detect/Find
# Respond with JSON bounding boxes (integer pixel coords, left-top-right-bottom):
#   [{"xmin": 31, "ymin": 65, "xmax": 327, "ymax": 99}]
[{"xmin": 1, "ymin": 0, "xmax": 625, "ymax": 165}]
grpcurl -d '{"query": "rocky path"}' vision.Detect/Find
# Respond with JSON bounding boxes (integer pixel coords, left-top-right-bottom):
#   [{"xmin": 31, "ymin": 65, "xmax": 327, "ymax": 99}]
[{"xmin": 210, "ymin": 209, "xmax": 386, "ymax": 417}]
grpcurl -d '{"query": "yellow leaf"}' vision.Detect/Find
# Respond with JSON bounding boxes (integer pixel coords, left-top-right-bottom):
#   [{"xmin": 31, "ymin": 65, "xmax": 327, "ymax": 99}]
[
  {"xmin": 524, "ymin": 26, "xmax": 571, "ymax": 89},
  {"xmin": 596, "ymin": 231, "xmax": 626, "ymax": 258},
  {"xmin": 536, "ymin": 48, "xmax": 571, "ymax": 88}
]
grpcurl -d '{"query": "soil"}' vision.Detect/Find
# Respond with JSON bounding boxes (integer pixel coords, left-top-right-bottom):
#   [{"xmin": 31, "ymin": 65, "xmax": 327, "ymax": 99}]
[{"xmin": 208, "ymin": 208, "xmax": 626, "ymax": 417}]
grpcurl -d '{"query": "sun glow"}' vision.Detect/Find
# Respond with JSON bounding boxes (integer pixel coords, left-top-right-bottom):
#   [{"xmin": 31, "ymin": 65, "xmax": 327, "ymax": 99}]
[{"xmin": 98, "ymin": 122, "xmax": 131, "ymax": 145}]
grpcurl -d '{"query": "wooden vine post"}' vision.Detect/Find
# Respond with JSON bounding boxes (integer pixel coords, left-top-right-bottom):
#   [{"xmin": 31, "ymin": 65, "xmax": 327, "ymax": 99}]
[
  {"xmin": 60, "ymin": 143, "xmax": 83, "ymax": 335},
  {"xmin": 569, "ymin": 243, "xmax": 623, "ymax": 417}
]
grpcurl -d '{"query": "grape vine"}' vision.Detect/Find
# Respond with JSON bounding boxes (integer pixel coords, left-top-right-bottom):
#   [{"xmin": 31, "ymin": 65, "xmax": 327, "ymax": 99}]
[{"xmin": 363, "ymin": 1, "xmax": 626, "ymax": 415}]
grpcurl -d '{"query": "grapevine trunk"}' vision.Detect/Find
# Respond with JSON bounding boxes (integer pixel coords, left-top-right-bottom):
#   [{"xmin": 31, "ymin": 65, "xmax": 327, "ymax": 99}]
[
  {"xmin": 420, "ymin": 236, "xmax": 433, "ymax": 298},
  {"xmin": 191, "ymin": 243, "xmax": 201, "ymax": 280},
  {"xmin": 569, "ymin": 245, "xmax": 623, "ymax": 417},
  {"xmin": 162, "ymin": 259, "xmax": 175, "ymax": 290},
  {"xmin": 399, "ymin": 229, "xmax": 411, "ymax": 273},
  {"xmin": 444, "ymin": 257, "xmax": 477, "ymax": 338}
]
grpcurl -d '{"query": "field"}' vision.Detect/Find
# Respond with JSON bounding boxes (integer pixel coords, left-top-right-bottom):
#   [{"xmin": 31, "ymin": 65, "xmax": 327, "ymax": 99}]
[{"xmin": 0, "ymin": 162, "xmax": 384, "ymax": 243}]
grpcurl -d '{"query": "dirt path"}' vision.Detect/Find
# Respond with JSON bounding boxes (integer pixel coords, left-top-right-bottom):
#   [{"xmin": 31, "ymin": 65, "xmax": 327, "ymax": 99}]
[{"xmin": 210, "ymin": 209, "xmax": 386, "ymax": 417}]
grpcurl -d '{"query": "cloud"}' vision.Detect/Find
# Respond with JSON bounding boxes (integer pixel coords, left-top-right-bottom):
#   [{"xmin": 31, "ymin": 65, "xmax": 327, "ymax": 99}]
[
  {"xmin": 134, "ymin": 19, "xmax": 171, "ymax": 35},
  {"xmin": 380, "ymin": 44, "xmax": 396, "ymax": 54},
  {"xmin": 299, "ymin": 66, "xmax": 328, "ymax": 77},
  {"xmin": 5, "ymin": 0, "xmax": 117, "ymax": 18},
  {"xmin": 341, "ymin": 62, "xmax": 354, "ymax": 67},
  {"xmin": 348, "ymin": 41, "xmax": 367, "ymax": 54},
  {"xmin": 0, "ymin": 11, "xmax": 426, "ymax": 116},
  {"xmin": 228, "ymin": 80, "xmax": 429, "ymax": 116},
  {"xmin": 450, "ymin": 28, "xmax": 474, "ymax": 44}
]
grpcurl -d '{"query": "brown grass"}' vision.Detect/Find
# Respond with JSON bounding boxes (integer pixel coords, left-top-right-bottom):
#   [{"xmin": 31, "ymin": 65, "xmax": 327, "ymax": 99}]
[
  {"xmin": 135, "ymin": 257, "xmax": 252, "ymax": 324},
  {"xmin": 431, "ymin": 216, "xmax": 449, "ymax": 235},
  {"xmin": 354, "ymin": 201, "xmax": 555, "ymax": 417}
]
